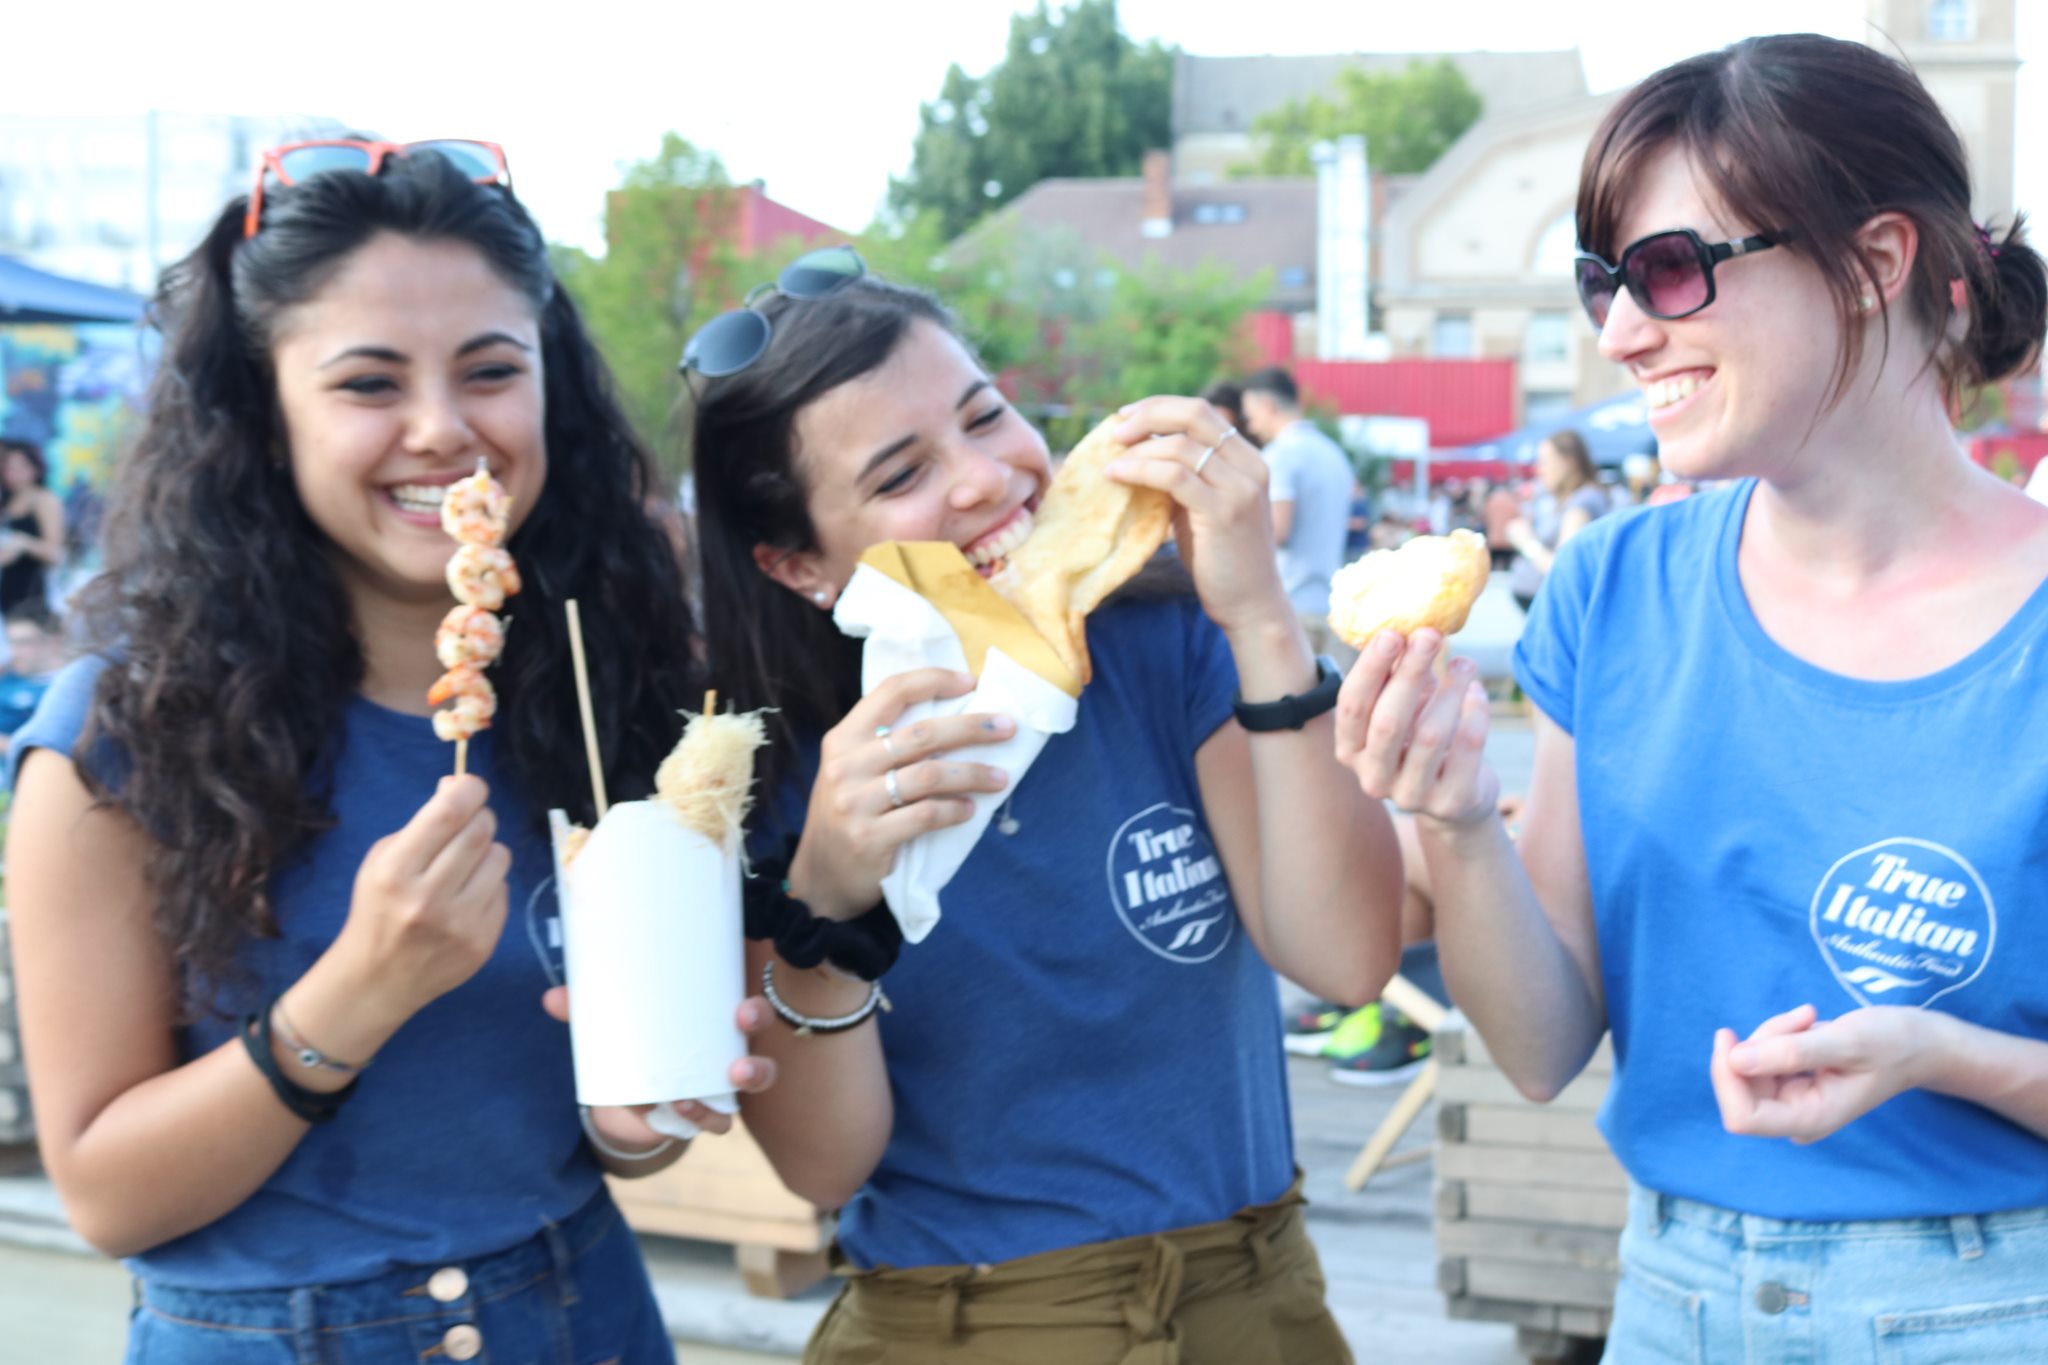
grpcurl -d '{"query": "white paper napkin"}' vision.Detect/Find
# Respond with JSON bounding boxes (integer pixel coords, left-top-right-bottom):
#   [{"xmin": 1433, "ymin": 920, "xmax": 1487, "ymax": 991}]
[{"xmin": 833, "ymin": 564, "xmax": 1079, "ymax": 942}]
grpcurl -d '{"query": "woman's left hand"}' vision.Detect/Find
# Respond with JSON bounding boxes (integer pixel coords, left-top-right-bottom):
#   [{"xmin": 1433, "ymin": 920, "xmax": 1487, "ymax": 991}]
[
  {"xmin": 1710, "ymin": 1003, "xmax": 1937, "ymax": 1144},
  {"xmin": 1108, "ymin": 396, "xmax": 1289, "ymax": 634},
  {"xmin": 542, "ymin": 986, "xmax": 779, "ymax": 1146}
]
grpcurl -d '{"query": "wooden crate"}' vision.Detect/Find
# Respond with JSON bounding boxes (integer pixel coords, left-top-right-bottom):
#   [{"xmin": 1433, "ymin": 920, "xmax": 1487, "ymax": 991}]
[
  {"xmin": 1433, "ymin": 1018, "xmax": 1625, "ymax": 1363},
  {"xmin": 607, "ymin": 1117, "xmax": 835, "ymax": 1298}
]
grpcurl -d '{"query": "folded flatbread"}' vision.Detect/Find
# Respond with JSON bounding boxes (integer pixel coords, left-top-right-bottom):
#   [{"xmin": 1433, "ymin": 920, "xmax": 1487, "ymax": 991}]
[{"xmin": 991, "ymin": 416, "xmax": 1173, "ymax": 684}]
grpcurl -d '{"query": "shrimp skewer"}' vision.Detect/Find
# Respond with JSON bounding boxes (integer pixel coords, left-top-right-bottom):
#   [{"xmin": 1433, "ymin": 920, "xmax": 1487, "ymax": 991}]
[
  {"xmin": 442, "ymin": 467, "xmax": 511, "ymax": 548},
  {"xmin": 436, "ymin": 604, "xmax": 506, "ymax": 670},
  {"xmin": 432, "ymin": 459, "xmax": 518, "ymax": 771}
]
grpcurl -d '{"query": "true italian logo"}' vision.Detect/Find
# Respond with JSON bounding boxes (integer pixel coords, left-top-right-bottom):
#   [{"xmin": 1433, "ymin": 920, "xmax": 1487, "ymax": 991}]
[
  {"xmin": 1106, "ymin": 803, "xmax": 1235, "ymax": 964},
  {"xmin": 1808, "ymin": 838, "xmax": 1993, "ymax": 1009}
]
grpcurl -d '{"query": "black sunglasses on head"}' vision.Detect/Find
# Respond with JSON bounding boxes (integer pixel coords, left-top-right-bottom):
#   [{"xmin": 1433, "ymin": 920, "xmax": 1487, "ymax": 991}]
[
  {"xmin": 678, "ymin": 245, "xmax": 866, "ymax": 378},
  {"xmin": 1574, "ymin": 228, "xmax": 1780, "ymax": 330}
]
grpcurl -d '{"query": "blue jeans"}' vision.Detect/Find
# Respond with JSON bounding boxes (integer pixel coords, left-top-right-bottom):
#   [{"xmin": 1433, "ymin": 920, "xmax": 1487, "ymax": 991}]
[
  {"xmin": 126, "ymin": 1189, "xmax": 673, "ymax": 1364},
  {"xmin": 1605, "ymin": 1182, "xmax": 2048, "ymax": 1364}
]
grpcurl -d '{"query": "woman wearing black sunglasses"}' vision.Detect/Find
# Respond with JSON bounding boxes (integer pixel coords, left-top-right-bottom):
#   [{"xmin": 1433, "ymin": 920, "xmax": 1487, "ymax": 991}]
[
  {"xmin": 686, "ymin": 256, "xmax": 1404, "ymax": 1361},
  {"xmin": 1338, "ymin": 32, "xmax": 2048, "ymax": 1363},
  {"xmin": 3, "ymin": 146, "xmax": 772, "ymax": 1363}
]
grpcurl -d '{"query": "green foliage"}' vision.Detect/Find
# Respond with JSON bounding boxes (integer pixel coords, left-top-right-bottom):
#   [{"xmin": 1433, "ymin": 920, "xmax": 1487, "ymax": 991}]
[
  {"xmin": 889, "ymin": 0, "xmax": 1174, "ymax": 241},
  {"xmin": 553, "ymin": 134, "xmax": 750, "ymax": 482},
  {"xmin": 1955, "ymin": 383, "xmax": 2008, "ymax": 433},
  {"xmin": 1238, "ymin": 58, "xmax": 1483, "ymax": 178},
  {"xmin": 559, "ymin": 131, "xmax": 1262, "ymax": 480}
]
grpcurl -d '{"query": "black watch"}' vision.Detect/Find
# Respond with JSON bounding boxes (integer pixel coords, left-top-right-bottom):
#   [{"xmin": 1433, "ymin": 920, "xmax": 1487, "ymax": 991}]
[{"xmin": 1231, "ymin": 656, "xmax": 1343, "ymax": 732}]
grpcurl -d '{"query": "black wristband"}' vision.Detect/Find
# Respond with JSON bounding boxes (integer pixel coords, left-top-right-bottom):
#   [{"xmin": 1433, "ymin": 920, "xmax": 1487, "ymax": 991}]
[
  {"xmin": 241, "ymin": 1002, "xmax": 357, "ymax": 1124},
  {"xmin": 1231, "ymin": 655, "xmax": 1343, "ymax": 732},
  {"xmin": 742, "ymin": 844, "xmax": 902, "ymax": 981}
]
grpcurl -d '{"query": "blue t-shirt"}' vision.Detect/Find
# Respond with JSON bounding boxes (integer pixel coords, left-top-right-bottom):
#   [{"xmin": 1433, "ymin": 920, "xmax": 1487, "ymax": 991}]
[
  {"xmin": 765, "ymin": 596, "xmax": 1295, "ymax": 1269},
  {"xmin": 1514, "ymin": 481, "xmax": 2048, "ymax": 1220},
  {"xmin": 12, "ymin": 657, "xmax": 601, "ymax": 1289}
]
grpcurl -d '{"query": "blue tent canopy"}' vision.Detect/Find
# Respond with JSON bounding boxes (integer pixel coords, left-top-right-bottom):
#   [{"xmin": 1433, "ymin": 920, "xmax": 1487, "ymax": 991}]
[
  {"xmin": 1447, "ymin": 391, "xmax": 1656, "ymax": 468},
  {"xmin": 0, "ymin": 257, "xmax": 147, "ymax": 325}
]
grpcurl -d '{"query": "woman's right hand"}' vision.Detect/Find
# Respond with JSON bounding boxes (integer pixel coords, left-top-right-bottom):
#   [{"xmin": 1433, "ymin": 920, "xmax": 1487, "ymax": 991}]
[
  {"xmin": 1333, "ymin": 629, "xmax": 1500, "ymax": 829},
  {"xmin": 333, "ymin": 774, "xmax": 512, "ymax": 1018},
  {"xmin": 788, "ymin": 667, "xmax": 1016, "ymax": 920}
]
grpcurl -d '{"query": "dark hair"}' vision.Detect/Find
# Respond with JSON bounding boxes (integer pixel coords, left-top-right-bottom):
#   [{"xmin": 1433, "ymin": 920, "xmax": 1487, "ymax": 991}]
[
  {"xmin": 1241, "ymin": 367, "xmax": 1299, "ymax": 407},
  {"xmin": 1541, "ymin": 429, "xmax": 1598, "ymax": 489},
  {"xmin": 1198, "ymin": 380, "xmax": 1245, "ymax": 417},
  {"xmin": 76, "ymin": 151, "xmax": 700, "ymax": 1006},
  {"xmin": 1579, "ymin": 33, "xmax": 2047, "ymax": 406},
  {"xmin": 0, "ymin": 439, "xmax": 47, "ymax": 487},
  {"xmin": 691, "ymin": 278, "xmax": 956, "ymax": 788}
]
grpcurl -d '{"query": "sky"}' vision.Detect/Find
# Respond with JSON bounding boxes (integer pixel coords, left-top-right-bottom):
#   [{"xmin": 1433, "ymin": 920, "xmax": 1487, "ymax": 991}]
[{"xmin": 5, "ymin": 0, "xmax": 2041, "ymax": 254}]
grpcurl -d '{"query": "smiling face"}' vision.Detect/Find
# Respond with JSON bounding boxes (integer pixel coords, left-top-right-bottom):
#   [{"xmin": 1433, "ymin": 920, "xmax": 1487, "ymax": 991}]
[
  {"xmin": 1594, "ymin": 145, "xmax": 1847, "ymax": 484},
  {"xmin": 269, "ymin": 233, "xmax": 545, "ymax": 613},
  {"xmin": 767, "ymin": 318, "xmax": 1050, "ymax": 598}
]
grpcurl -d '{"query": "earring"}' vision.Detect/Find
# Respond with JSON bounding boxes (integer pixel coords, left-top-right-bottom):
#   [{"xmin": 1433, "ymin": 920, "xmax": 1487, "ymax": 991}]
[
  {"xmin": 813, "ymin": 589, "xmax": 830, "ymax": 605},
  {"xmin": 1859, "ymin": 295, "xmax": 1875, "ymax": 313}
]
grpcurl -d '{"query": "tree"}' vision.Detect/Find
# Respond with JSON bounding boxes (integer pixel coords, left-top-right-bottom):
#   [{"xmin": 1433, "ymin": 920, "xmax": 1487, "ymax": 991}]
[
  {"xmin": 553, "ymin": 135, "xmax": 755, "ymax": 481},
  {"xmin": 889, "ymin": 0, "xmax": 1174, "ymax": 241},
  {"xmin": 1238, "ymin": 58, "xmax": 1483, "ymax": 178}
]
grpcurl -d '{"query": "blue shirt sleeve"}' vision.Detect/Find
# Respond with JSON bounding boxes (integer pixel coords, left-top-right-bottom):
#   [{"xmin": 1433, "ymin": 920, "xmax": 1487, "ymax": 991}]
[
  {"xmin": 1512, "ymin": 516, "xmax": 1614, "ymax": 736},
  {"xmin": 6, "ymin": 654, "xmax": 112, "ymax": 790},
  {"xmin": 1182, "ymin": 600, "xmax": 1240, "ymax": 750}
]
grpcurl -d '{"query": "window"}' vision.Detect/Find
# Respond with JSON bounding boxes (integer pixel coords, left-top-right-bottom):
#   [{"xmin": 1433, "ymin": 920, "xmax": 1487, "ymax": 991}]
[
  {"xmin": 1523, "ymin": 391, "xmax": 1574, "ymax": 429},
  {"xmin": 1926, "ymin": 0, "xmax": 1974, "ymax": 41},
  {"xmin": 1278, "ymin": 266, "xmax": 1309, "ymax": 290},
  {"xmin": 1525, "ymin": 312, "xmax": 1572, "ymax": 366},
  {"xmin": 1431, "ymin": 314, "xmax": 1475, "ymax": 358},
  {"xmin": 1190, "ymin": 202, "xmax": 1246, "ymax": 225},
  {"xmin": 1531, "ymin": 212, "xmax": 1579, "ymax": 275}
]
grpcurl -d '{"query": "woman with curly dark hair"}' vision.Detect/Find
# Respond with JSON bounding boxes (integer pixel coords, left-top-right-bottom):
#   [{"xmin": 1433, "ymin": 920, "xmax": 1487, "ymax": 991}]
[{"xmin": 3, "ymin": 142, "xmax": 770, "ymax": 1364}]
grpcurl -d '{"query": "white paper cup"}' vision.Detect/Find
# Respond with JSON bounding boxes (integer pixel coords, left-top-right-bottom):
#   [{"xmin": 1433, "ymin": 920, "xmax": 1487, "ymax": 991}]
[{"xmin": 551, "ymin": 802, "xmax": 745, "ymax": 1111}]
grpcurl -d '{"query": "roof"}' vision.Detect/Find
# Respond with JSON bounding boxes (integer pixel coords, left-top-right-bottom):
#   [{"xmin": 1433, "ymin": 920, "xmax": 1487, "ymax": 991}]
[
  {"xmin": 1172, "ymin": 50, "xmax": 1587, "ymax": 137},
  {"xmin": 953, "ymin": 179, "xmax": 1319, "ymax": 309},
  {"xmin": 734, "ymin": 186, "xmax": 844, "ymax": 255},
  {"xmin": 0, "ymin": 256, "xmax": 147, "ymax": 324}
]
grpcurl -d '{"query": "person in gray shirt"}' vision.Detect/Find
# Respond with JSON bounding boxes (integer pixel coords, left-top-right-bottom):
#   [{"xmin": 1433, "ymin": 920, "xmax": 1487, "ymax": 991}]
[{"xmin": 1241, "ymin": 367, "xmax": 1358, "ymax": 663}]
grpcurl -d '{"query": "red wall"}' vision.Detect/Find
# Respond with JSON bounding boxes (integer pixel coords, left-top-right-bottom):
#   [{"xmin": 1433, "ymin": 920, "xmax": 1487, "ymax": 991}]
[{"xmin": 1294, "ymin": 359, "xmax": 1518, "ymax": 449}]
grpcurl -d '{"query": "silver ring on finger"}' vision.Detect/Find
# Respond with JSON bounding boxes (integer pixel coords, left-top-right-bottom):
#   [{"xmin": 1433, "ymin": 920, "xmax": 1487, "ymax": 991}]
[
  {"xmin": 884, "ymin": 767, "xmax": 905, "ymax": 809},
  {"xmin": 875, "ymin": 724, "xmax": 897, "ymax": 758},
  {"xmin": 1194, "ymin": 425, "xmax": 1236, "ymax": 476}
]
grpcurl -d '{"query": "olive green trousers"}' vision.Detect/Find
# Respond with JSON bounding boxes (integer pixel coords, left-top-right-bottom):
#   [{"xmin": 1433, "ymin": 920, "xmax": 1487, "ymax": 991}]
[{"xmin": 804, "ymin": 1175, "xmax": 1352, "ymax": 1365}]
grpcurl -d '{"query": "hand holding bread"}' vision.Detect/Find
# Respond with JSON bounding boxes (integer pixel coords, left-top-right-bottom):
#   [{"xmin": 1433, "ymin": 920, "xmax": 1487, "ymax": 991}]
[{"xmin": 1327, "ymin": 529, "xmax": 1491, "ymax": 649}]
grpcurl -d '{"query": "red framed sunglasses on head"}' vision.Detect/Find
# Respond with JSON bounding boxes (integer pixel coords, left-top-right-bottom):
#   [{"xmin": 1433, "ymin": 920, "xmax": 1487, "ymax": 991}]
[{"xmin": 242, "ymin": 139, "xmax": 511, "ymax": 238}]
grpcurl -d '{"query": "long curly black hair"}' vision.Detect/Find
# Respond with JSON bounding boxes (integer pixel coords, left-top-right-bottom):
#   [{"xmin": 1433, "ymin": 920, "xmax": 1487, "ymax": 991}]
[{"xmin": 75, "ymin": 151, "xmax": 700, "ymax": 1001}]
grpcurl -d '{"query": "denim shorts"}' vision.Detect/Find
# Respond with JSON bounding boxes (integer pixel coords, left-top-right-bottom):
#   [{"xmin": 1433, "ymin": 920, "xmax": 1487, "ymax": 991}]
[
  {"xmin": 1604, "ymin": 1181, "xmax": 2048, "ymax": 1364},
  {"xmin": 126, "ymin": 1189, "xmax": 674, "ymax": 1364}
]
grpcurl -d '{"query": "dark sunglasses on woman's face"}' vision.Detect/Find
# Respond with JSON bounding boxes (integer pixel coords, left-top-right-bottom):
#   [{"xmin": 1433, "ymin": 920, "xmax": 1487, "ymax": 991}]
[
  {"xmin": 1574, "ymin": 228, "xmax": 1781, "ymax": 330},
  {"xmin": 678, "ymin": 245, "xmax": 866, "ymax": 378}
]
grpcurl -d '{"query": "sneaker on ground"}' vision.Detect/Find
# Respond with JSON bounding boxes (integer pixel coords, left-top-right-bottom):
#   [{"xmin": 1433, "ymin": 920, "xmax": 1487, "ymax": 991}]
[
  {"xmin": 1290, "ymin": 1001, "xmax": 1380, "ymax": 1060},
  {"xmin": 1281, "ymin": 998, "xmax": 1353, "ymax": 1057},
  {"xmin": 1328, "ymin": 1007, "xmax": 1431, "ymax": 1086}
]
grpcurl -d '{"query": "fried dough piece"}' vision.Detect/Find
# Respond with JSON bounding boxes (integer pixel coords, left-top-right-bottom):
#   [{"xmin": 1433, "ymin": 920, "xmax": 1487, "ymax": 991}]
[
  {"xmin": 1327, "ymin": 529, "xmax": 1491, "ymax": 648},
  {"xmin": 992, "ymin": 416, "xmax": 1173, "ymax": 685}
]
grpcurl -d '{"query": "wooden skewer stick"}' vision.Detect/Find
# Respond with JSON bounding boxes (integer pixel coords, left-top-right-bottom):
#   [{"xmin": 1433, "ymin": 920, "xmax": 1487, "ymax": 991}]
[
  {"xmin": 704, "ymin": 689, "xmax": 717, "ymax": 716},
  {"xmin": 454, "ymin": 738, "xmax": 468, "ymax": 778},
  {"xmin": 565, "ymin": 598, "xmax": 609, "ymax": 820}
]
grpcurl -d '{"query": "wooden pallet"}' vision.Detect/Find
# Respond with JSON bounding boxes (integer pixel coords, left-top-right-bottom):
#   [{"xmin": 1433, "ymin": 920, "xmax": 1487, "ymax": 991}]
[
  {"xmin": 608, "ymin": 1117, "xmax": 835, "ymax": 1298},
  {"xmin": 1433, "ymin": 1018, "xmax": 1624, "ymax": 1363}
]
